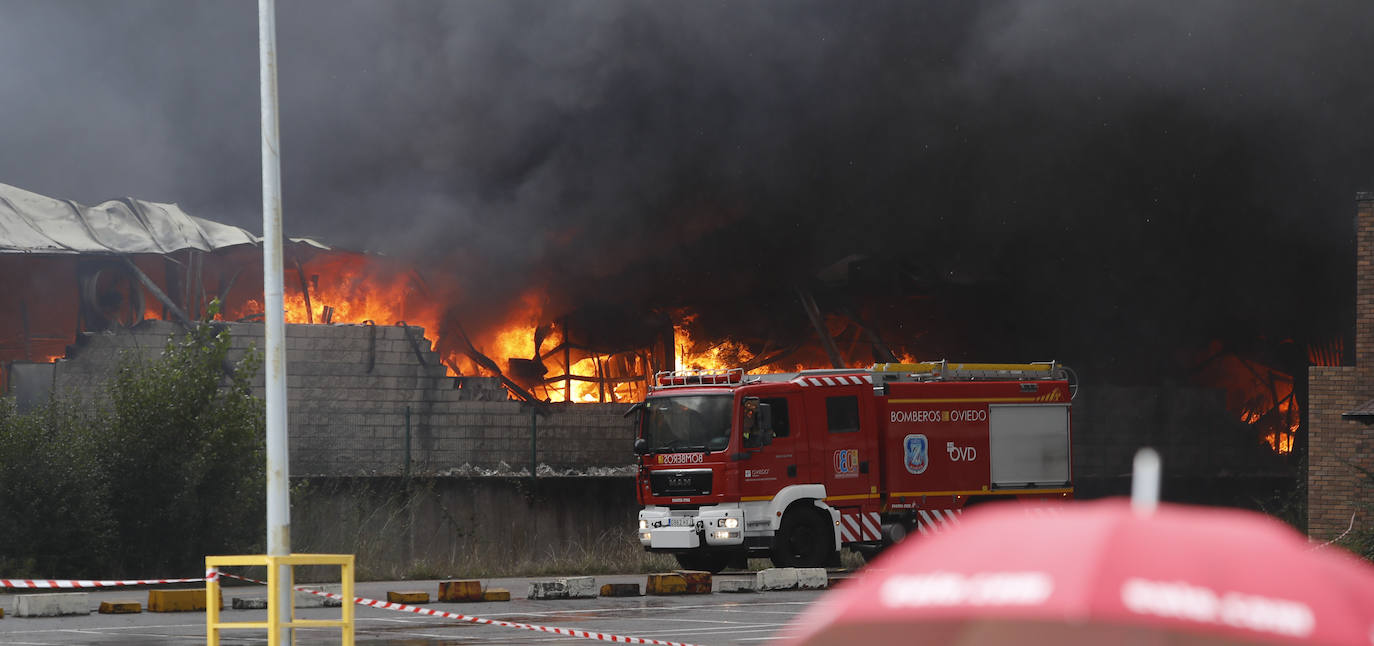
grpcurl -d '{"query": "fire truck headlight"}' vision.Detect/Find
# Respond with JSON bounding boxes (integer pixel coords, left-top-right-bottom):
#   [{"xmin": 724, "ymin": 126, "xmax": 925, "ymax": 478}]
[
  {"xmin": 711, "ymin": 530, "xmax": 740, "ymax": 540},
  {"xmin": 718, "ymin": 517, "xmax": 739, "ymax": 529},
  {"xmin": 639, "ymin": 531, "xmax": 651, "ymax": 542},
  {"xmin": 639, "ymin": 519, "xmax": 648, "ymax": 529}
]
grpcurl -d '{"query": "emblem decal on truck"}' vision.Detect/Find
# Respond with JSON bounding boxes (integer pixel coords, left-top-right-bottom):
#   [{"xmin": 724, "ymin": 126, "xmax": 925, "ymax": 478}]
[
  {"xmin": 904, "ymin": 434, "xmax": 929, "ymax": 474},
  {"xmin": 833, "ymin": 449, "xmax": 860, "ymax": 476},
  {"xmin": 947, "ymin": 442, "xmax": 977, "ymax": 462}
]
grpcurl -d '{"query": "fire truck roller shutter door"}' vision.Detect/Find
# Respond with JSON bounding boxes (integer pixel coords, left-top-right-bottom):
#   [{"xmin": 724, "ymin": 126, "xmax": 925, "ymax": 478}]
[{"xmin": 988, "ymin": 404, "xmax": 1071, "ymax": 488}]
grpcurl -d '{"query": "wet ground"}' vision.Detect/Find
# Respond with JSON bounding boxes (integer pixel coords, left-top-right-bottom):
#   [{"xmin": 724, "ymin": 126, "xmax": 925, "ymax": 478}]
[{"xmin": 0, "ymin": 573, "xmax": 827, "ymax": 645}]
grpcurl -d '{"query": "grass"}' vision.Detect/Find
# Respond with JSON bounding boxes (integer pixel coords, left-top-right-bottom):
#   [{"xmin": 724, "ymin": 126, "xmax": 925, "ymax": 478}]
[{"xmin": 288, "ymin": 476, "xmax": 873, "ymax": 583}]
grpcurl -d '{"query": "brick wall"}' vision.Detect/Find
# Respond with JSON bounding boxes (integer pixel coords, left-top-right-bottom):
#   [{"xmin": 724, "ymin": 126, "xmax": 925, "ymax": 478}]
[
  {"xmin": 1306, "ymin": 194, "xmax": 1374, "ymax": 540},
  {"xmin": 42, "ymin": 320, "xmax": 635, "ymax": 476}
]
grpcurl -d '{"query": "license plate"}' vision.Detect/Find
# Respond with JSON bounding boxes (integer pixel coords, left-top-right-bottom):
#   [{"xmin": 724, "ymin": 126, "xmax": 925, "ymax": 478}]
[
  {"xmin": 670, "ymin": 517, "xmax": 694, "ymax": 527},
  {"xmin": 650, "ymin": 530, "xmax": 698, "ymax": 549}
]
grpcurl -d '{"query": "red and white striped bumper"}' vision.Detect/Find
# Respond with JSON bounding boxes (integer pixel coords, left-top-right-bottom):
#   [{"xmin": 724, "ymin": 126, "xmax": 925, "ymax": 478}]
[
  {"xmin": 839, "ymin": 511, "xmax": 882, "ymax": 543},
  {"xmin": 914, "ymin": 508, "xmax": 962, "ymax": 534}
]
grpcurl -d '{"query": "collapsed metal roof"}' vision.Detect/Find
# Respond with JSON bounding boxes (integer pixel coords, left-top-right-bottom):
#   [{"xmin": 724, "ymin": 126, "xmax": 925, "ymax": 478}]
[{"xmin": 0, "ymin": 182, "xmax": 328, "ymax": 255}]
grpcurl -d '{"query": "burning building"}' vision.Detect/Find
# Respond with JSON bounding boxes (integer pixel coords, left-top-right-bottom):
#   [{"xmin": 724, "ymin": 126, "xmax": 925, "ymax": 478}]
[
  {"xmin": 0, "ymin": 183, "xmax": 925, "ymax": 406},
  {"xmin": 0, "ymin": 182, "xmax": 643, "ymax": 475},
  {"xmin": 0, "ymin": 181, "xmax": 1326, "ymax": 510},
  {"xmin": 0, "ymin": 182, "xmax": 673, "ymax": 405}
]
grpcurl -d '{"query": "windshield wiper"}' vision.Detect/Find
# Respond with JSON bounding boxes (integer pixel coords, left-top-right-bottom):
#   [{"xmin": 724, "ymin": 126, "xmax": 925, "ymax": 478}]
[{"xmin": 650, "ymin": 442, "xmax": 708, "ymax": 454}]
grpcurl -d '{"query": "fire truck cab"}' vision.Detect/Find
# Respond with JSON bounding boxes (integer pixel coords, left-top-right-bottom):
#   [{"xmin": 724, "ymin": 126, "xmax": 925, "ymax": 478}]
[{"xmin": 630, "ymin": 361, "xmax": 1075, "ymax": 572}]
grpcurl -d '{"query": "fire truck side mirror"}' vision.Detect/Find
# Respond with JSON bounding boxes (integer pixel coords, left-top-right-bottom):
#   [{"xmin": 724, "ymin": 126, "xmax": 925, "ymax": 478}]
[{"xmin": 633, "ymin": 437, "xmax": 649, "ymax": 456}]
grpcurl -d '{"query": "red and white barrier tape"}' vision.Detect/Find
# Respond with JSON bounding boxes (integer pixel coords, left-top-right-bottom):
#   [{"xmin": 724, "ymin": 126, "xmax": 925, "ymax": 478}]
[
  {"xmin": 0, "ymin": 576, "xmax": 206, "ymax": 589},
  {"xmin": 216, "ymin": 571, "xmax": 700, "ymax": 646}
]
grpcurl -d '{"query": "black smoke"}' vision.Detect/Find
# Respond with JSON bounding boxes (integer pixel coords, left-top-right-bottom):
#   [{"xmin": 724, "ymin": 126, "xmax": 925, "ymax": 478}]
[{"xmin": 0, "ymin": 1, "xmax": 1368, "ymax": 381}]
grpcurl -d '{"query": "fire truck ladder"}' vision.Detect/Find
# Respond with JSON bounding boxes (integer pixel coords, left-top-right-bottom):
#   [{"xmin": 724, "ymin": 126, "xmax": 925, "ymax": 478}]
[{"xmin": 871, "ymin": 360, "xmax": 1069, "ymax": 382}]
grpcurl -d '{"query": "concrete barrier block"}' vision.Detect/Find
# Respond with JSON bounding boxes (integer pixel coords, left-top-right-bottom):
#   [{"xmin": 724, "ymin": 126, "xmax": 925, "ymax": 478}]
[
  {"xmin": 387, "ymin": 591, "xmax": 429, "ymax": 604},
  {"xmin": 438, "ymin": 580, "xmax": 484, "ymax": 602},
  {"xmin": 148, "ymin": 589, "xmax": 219, "ymax": 612},
  {"xmin": 756, "ymin": 568, "xmax": 799, "ymax": 591},
  {"xmin": 528, "ymin": 577, "xmax": 597, "ymax": 600},
  {"xmin": 231, "ymin": 597, "xmax": 268, "ymax": 610},
  {"xmin": 98, "ymin": 601, "xmax": 142, "ymax": 614},
  {"xmin": 796, "ymin": 568, "xmax": 828, "ymax": 590},
  {"xmin": 565, "ymin": 576, "xmax": 598, "ymax": 599},
  {"xmin": 717, "ymin": 578, "xmax": 758, "ymax": 593},
  {"xmin": 482, "ymin": 588, "xmax": 511, "ymax": 602},
  {"xmin": 528, "ymin": 580, "xmax": 569, "ymax": 600},
  {"xmin": 295, "ymin": 587, "xmax": 328, "ymax": 608},
  {"xmin": 314, "ymin": 585, "xmax": 344, "ymax": 608},
  {"xmin": 16, "ymin": 593, "xmax": 90, "ymax": 617},
  {"xmin": 646, "ymin": 573, "xmax": 687, "ymax": 595},
  {"xmin": 675, "ymin": 570, "xmax": 712, "ymax": 594},
  {"xmin": 599, "ymin": 583, "xmax": 641, "ymax": 597}
]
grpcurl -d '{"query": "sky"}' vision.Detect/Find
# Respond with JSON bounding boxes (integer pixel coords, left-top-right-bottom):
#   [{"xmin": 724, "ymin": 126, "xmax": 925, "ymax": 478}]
[{"xmin": 2, "ymin": 1, "xmax": 1372, "ymax": 379}]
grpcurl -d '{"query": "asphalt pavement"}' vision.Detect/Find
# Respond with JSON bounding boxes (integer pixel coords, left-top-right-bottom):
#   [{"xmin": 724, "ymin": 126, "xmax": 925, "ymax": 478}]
[{"xmin": 0, "ymin": 573, "xmax": 833, "ymax": 645}]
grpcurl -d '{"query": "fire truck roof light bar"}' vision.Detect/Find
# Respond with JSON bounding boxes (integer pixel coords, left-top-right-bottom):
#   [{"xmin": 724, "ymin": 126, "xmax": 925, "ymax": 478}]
[{"xmin": 653, "ymin": 368, "xmax": 754, "ymax": 388}]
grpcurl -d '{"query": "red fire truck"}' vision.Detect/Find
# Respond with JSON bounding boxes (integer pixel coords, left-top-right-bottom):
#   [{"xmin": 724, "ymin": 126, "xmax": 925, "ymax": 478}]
[{"xmin": 630, "ymin": 361, "xmax": 1075, "ymax": 572}]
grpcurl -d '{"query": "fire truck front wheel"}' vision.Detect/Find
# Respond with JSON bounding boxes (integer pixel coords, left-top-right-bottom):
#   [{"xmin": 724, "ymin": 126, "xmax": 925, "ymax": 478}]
[
  {"xmin": 674, "ymin": 550, "xmax": 733, "ymax": 574},
  {"xmin": 770, "ymin": 505, "xmax": 832, "ymax": 568}
]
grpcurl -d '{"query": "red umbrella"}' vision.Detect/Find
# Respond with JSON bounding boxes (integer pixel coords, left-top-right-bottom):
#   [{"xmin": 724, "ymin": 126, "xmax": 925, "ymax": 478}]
[{"xmin": 780, "ymin": 498, "xmax": 1374, "ymax": 646}]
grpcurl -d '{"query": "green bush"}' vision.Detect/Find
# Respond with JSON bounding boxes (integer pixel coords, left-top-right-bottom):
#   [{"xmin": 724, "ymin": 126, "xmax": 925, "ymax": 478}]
[
  {"xmin": 0, "ymin": 308, "xmax": 265, "ymax": 578},
  {"xmin": 98, "ymin": 314, "xmax": 266, "ymax": 575},
  {"xmin": 0, "ymin": 398, "xmax": 113, "ymax": 577}
]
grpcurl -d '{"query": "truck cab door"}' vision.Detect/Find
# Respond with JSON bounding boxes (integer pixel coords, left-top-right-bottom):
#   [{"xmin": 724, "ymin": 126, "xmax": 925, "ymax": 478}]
[
  {"xmin": 738, "ymin": 395, "xmax": 809, "ymax": 497},
  {"xmin": 808, "ymin": 386, "xmax": 878, "ymax": 503}
]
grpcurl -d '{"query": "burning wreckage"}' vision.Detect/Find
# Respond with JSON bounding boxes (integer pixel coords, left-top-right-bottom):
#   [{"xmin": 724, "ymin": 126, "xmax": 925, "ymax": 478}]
[
  {"xmin": 0, "ymin": 182, "xmax": 685, "ymax": 405},
  {"xmin": 0, "ymin": 183, "xmax": 923, "ymax": 406}
]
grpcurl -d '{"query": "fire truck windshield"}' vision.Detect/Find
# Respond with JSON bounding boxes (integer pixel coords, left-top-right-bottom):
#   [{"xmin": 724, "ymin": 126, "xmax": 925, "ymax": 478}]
[{"xmin": 640, "ymin": 395, "xmax": 733, "ymax": 454}]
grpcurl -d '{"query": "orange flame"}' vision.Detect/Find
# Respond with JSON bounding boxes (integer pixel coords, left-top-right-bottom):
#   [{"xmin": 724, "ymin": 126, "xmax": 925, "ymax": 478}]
[
  {"xmin": 213, "ymin": 255, "xmax": 920, "ymax": 404},
  {"xmin": 1192, "ymin": 341, "xmax": 1329, "ymax": 455},
  {"xmin": 675, "ymin": 314, "xmax": 757, "ymax": 372}
]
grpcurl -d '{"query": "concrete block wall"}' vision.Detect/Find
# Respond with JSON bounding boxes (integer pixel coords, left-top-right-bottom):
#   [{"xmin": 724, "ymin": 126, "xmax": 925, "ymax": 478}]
[
  {"xmin": 44, "ymin": 320, "xmax": 635, "ymax": 476},
  {"xmin": 32, "ymin": 319, "xmax": 1300, "ymax": 498},
  {"xmin": 291, "ymin": 476, "xmax": 642, "ymax": 579}
]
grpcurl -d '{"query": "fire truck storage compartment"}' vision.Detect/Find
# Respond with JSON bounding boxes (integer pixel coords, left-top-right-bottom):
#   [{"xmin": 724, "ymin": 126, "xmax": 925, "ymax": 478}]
[{"xmin": 988, "ymin": 404, "xmax": 1070, "ymax": 488}]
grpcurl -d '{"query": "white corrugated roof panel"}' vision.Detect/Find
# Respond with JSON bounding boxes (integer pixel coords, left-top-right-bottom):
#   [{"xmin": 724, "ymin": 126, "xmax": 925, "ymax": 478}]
[{"xmin": 0, "ymin": 183, "xmax": 283, "ymax": 254}]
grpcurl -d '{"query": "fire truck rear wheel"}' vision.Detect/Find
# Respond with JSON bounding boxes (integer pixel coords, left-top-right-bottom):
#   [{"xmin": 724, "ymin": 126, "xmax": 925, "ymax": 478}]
[
  {"xmin": 674, "ymin": 550, "xmax": 732, "ymax": 574},
  {"xmin": 770, "ymin": 505, "xmax": 831, "ymax": 568}
]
